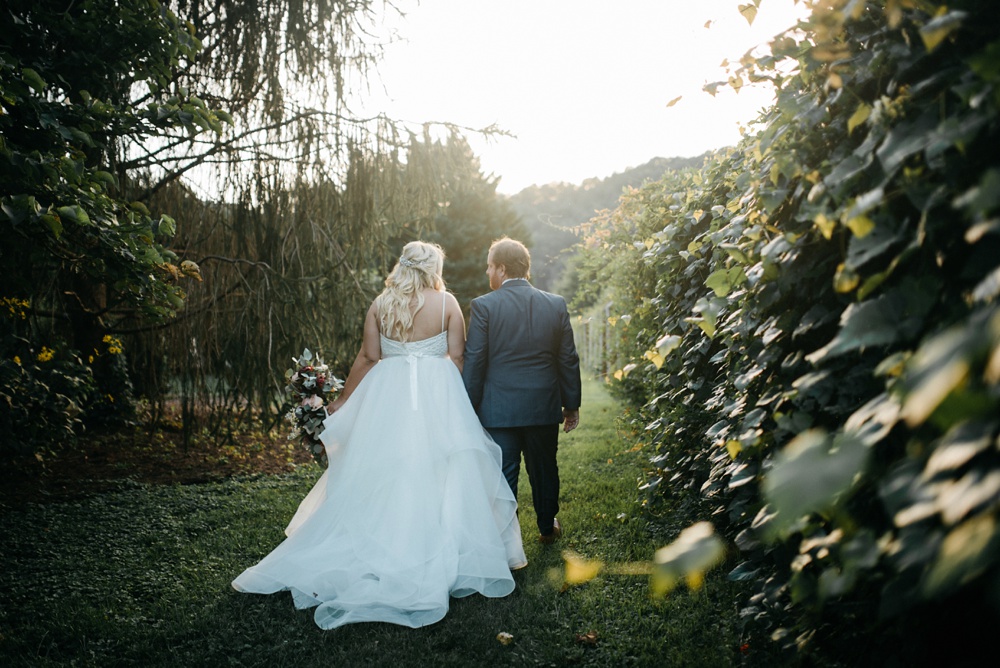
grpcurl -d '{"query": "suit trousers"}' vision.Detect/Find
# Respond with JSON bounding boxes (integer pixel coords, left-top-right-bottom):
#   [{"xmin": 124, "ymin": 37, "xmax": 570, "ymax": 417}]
[{"xmin": 486, "ymin": 424, "xmax": 560, "ymax": 535}]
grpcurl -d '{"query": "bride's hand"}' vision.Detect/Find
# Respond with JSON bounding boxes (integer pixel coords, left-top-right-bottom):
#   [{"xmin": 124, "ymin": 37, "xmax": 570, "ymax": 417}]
[{"xmin": 327, "ymin": 397, "xmax": 346, "ymax": 415}]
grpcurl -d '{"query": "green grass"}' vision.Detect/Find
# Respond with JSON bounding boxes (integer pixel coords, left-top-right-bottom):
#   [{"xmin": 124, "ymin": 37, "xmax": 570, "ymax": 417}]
[{"xmin": 0, "ymin": 379, "xmax": 748, "ymax": 667}]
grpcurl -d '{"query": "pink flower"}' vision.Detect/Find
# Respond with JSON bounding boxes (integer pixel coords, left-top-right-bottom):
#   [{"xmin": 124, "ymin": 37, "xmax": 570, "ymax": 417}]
[{"xmin": 302, "ymin": 394, "xmax": 324, "ymax": 409}]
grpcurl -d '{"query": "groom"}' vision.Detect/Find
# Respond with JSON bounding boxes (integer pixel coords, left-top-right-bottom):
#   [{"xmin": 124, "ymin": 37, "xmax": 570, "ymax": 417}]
[{"xmin": 463, "ymin": 237, "xmax": 582, "ymax": 544}]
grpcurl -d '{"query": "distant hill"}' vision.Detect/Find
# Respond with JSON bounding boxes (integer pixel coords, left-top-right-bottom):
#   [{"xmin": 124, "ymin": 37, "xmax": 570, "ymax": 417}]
[{"xmin": 507, "ymin": 155, "xmax": 708, "ymax": 292}]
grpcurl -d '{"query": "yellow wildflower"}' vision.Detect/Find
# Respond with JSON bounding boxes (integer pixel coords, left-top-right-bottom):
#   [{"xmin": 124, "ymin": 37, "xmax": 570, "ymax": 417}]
[
  {"xmin": 103, "ymin": 334, "xmax": 124, "ymax": 354},
  {"xmin": 2, "ymin": 297, "xmax": 29, "ymax": 320},
  {"xmin": 13, "ymin": 356, "xmax": 21, "ymax": 365},
  {"xmin": 36, "ymin": 346, "xmax": 54, "ymax": 362}
]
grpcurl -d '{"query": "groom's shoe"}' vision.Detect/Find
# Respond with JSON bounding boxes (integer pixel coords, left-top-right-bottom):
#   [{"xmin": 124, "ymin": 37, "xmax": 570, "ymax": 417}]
[{"xmin": 539, "ymin": 518, "xmax": 562, "ymax": 545}]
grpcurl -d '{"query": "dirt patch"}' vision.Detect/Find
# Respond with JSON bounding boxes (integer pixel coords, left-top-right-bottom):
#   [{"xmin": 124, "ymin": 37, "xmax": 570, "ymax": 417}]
[{"xmin": 1, "ymin": 422, "xmax": 315, "ymax": 506}]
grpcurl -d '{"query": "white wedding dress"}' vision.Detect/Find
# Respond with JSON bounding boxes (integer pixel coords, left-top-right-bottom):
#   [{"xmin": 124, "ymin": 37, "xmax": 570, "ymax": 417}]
[{"xmin": 232, "ymin": 317, "xmax": 526, "ymax": 630}]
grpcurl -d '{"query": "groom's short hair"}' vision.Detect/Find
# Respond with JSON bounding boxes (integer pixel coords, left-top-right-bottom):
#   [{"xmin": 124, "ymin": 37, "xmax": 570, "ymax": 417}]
[{"xmin": 490, "ymin": 237, "xmax": 531, "ymax": 279}]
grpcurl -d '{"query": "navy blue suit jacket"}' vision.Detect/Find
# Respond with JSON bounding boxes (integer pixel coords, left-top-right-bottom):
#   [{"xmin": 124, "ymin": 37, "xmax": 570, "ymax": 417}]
[{"xmin": 462, "ymin": 279, "xmax": 581, "ymax": 428}]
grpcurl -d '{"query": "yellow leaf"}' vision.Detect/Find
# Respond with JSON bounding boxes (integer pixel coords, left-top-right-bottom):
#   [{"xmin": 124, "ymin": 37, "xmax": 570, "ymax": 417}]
[
  {"xmin": 688, "ymin": 318, "xmax": 716, "ymax": 338},
  {"xmin": 729, "ymin": 75, "xmax": 744, "ymax": 93},
  {"xmin": 563, "ymin": 550, "xmax": 603, "ymax": 587},
  {"xmin": 652, "ymin": 522, "xmax": 725, "ymax": 597},
  {"xmin": 644, "ymin": 237, "xmax": 655, "ymax": 249},
  {"xmin": 738, "ymin": 3, "xmax": 758, "ymax": 26},
  {"xmin": 834, "ymin": 263, "xmax": 860, "ymax": 293},
  {"xmin": 770, "ymin": 162, "xmax": 781, "ymax": 186},
  {"xmin": 607, "ymin": 316, "xmax": 619, "ymax": 327},
  {"xmin": 810, "ymin": 44, "xmax": 851, "ymax": 61},
  {"xmin": 665, "ymin": 95, "xmax": 682, "ymax": 108},
  {"xmin": 496, "ymin": 632, "xmax": 514, "ymax": 645},
  {"xmin": 886, "ymin": 0, "xmax": 903, "ymax": 29},
  {"xmin": 644, "ymin": 350, "xmax": 665, "ymax": 370},
  {"xmin": 847, "ymin": 103, "xmax": 871, "ymax": 135},
  {"xmin": 814, "ymin": 214, "xmax": 836, "ymax": 240},
  {"xmin": 613, "ymin": 369, "xmax": 624, "ymax": 381},
  {"xmin": 161, "ymin": 262, "xmax": 182, "ymax": 281},
  {"xmin": 180, "ymin": 259, "xmax": 202, "ymax": 281},
  {"xmin": 826, "ymin": 71, "xmax": 843, "ymax": 89},
  {"xmin": 920, "ymin": 8, "xmax": 963, "ymax": 54},
  {"xmin": 846, "ymin": 215, "xmax": 875, "ymax": 238},
  {"xmin": 725, "ymin": 440, "xmax": 742, "ymax": 459},
  {"xmin": 987, "ymin": 343, "xmax": 1000, "ymax": 385}
]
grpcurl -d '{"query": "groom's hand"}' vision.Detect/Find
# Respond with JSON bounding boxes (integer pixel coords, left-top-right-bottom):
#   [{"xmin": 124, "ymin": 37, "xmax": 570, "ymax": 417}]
[{"xmin": 563, "ymin": 408, "xmax": 579, "ymax": 433}]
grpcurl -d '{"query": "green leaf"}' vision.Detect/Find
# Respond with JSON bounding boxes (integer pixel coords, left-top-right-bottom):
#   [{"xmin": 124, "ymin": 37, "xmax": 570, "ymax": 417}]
[
  {"xmin": 21, "ymin": 67, "xmax": 46, "ymax": 92},
  {"xmin": 655, "ymin": 333, "xmax": 682, "ymax": 357},
  {"xmin": 686, "ymin": 297, "xmax": 725, "ymax": 338},
  {"xmin": 844, "ymin": 393, "xmax": 901, "ymax": 447},
  {"xmin": 158, "ymin": 214, "xmax": 176, "ymax": 237},
  {"xmin": 706, "ymin": 269, "xmax": 734, "ymax": 297},
  {"xmin": 923, "ymin": 514, "xmax": 999, "ymax": 598},
  {"xmin": 901, "ymin": 326, "xmax": 974, "ymax": 427},
  {"xmin": 924, "ymin": 420, "xmax": 996, "ymax": 480},
  {"xmin": 807, "ymin": 278, "xmax": 938, "ymax": 364},
  {"xmin": 92, "ymin": 171, "xmax": 117, "ymax": 190},
  {"xmin": 876, "ymin": 112, "xmax": 937, "ymax": 176},
  {"xmin": 56, "ymin": 205, "xmax": 91, "ymax": 225},
  {"xmin": 41, "ymin": 213, "xmax": 63, "ymax": 238},
  {"xmin": 953, "ymin": 168, "xmax": 1000, "ymax": 218},
  {"xmin": 762, "ymin": 430, "xmax": 869, "ymax": 535}
]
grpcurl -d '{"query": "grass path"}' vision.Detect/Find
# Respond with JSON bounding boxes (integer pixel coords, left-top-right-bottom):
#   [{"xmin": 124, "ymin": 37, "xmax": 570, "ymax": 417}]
[{"xmin": 0, "ymin": 379, "xmax": 746, "ymax": 667}]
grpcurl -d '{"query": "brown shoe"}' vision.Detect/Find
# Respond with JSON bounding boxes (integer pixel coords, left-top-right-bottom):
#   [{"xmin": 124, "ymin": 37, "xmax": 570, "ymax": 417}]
[{"xmin": 539, "ymin": 518, "xmax": 562, "ymax": 544}]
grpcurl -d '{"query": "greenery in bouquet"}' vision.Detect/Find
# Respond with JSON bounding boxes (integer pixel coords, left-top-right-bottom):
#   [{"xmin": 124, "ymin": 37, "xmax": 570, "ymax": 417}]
[{"xmin": 284, "ymin": 349, "xmax": 343, "ymax": 468}]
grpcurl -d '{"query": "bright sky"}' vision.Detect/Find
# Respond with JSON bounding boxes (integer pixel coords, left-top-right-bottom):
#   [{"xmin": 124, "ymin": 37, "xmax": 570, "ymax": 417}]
[{"xmin": 365, "ymin": 0, "xmax": 808, "ymax": 194}]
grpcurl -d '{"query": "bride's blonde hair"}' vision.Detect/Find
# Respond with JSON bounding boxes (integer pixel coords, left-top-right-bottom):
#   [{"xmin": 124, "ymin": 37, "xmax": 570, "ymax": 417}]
[{"xmin": 375, "ymin": 241, "xmax": 446, "ymax": 340}]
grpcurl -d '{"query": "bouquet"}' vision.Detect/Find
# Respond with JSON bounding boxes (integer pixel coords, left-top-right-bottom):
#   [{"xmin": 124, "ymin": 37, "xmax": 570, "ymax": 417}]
[{"xmin": 284, "ymin": 348, "xmax": 343, "ymax": 467}]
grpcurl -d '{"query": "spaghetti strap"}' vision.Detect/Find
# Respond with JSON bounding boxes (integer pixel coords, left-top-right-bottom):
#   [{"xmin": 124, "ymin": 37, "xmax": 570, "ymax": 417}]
[{"xmin": 441, "ymin": 291, "xmax": 447, "ymax": 333}]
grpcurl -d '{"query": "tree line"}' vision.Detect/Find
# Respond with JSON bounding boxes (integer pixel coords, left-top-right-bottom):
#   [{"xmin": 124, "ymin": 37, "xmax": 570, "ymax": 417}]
[{"xmin": 0, "ymin": 0, "xmax": 524, "ymax": 454}]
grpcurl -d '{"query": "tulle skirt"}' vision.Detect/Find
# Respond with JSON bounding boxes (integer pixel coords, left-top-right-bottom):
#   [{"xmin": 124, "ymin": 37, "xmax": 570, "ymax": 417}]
[{"xmin": 232, "ymin": 355, "xmax": 526, "ymax": 629}]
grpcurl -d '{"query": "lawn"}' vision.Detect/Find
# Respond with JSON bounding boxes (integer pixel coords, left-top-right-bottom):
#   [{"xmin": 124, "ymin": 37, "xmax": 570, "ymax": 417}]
[{"xmin": 0, "ymin": 379, "xmax": 750, "ymax": 667}]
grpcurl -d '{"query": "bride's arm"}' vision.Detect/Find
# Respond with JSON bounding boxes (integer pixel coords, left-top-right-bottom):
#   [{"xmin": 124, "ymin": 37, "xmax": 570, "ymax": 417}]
[
  {"xmin": 328, "ymin": 303, "xmax": 381, "ymax": 413},
  {"xmin": 446, "ymin": 292, "xmax": 466, "ymax": 373}
]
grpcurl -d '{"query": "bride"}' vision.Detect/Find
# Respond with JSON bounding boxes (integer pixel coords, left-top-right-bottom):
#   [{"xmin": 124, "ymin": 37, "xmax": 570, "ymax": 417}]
[{"xmin": 232, "ymin": 241, "xmax": 526, "ymax": 630}]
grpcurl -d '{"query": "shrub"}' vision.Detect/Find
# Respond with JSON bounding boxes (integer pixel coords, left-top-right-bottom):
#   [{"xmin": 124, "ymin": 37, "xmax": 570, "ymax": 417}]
[{"xmin": 577, "ymin": 0, "xmax": 1000, "ymax": 662}]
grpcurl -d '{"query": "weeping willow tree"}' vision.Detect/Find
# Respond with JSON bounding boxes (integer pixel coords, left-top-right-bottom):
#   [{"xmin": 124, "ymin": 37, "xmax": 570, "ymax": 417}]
[
  {"xmin": 127, "ymin": 0, "xmax": 498, "ymax": 444},
  {"xmin": 117, "ymin": 1, "xmax": 470, "ymax": 440},
  {"xmin": 1, "ymin": 0, "xmax": 481, "ymax": 451}
]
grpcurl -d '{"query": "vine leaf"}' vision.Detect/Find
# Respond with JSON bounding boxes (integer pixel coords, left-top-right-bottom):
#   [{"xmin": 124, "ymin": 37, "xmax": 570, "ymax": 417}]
[
  {"xmin": 652, "ymin": 522, "xmax": 725, "ymax": 596},
  {"xmin": 763, "ymin": 430, "xmax": 869, "ymax": 535},
  {"xmin": 738, "ymin": 3, "xmax": 758, "ymax": 27},
  {"xmin": 806, "ymin": 278, "xmax": 938, "ymax": 363},
  {"xmin": 847, "ymin": 103, "xmax": 871, "ymax": 135},
  {"xmin": 919, "ymin": 10, "xmax": 967, "ymax": 54}
]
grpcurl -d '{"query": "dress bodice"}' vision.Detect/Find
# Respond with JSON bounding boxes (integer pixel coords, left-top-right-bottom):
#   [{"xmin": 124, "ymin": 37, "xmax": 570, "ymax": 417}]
[{"xmin": 380, "ymin": 331, "xmax": 448, "ymax": 359}]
